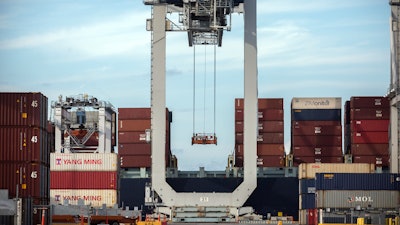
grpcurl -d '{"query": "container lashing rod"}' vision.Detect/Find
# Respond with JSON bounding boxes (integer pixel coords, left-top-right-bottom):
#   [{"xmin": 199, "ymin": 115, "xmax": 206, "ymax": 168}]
[{"xmin": 191, "ymin": 42, "xmax": 218, "ymax": 145}]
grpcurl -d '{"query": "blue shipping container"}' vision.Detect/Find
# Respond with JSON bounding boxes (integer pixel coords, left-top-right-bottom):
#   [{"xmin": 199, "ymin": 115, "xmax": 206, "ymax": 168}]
[
  {"xmin": 315, "ymin": 173, "xmax": 400, "ymax": 190},
  {"xmin": 300, "ymin": 179, "xmax": 316, "ymax": 194},
  {"xmin": 300, "ymin": 193, "xmax": 315, "ymax": 209},
  {"xmin": 292, "ymin": 109, "xmax": 341, "ymax": 121}
]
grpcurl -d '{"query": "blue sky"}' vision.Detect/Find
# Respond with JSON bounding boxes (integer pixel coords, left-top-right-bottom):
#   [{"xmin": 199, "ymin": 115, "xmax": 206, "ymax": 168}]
[{"xmin": 0, "ymin": 1, "xmax": 390, "ymax": 170}]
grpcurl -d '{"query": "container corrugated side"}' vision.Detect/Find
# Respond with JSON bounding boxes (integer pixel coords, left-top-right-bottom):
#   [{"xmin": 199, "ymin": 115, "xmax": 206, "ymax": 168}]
[
  {"xmin": 0, "ymin": 92, "xmax": 48, "ymax": 128},
  {"xmin": 0, "ymin": 126, "xmax": 49, "ymax": 163},
  {"xmin": 299, "ymin": 193, "xmax": 315, "ymax": 209},
  {"xmin": 299, "ymin": 179, "xmax": 315, "ymax": 194},
  {"xmin": 235, "ymin": 121, "xmax": 284, "ymax": 133},
  {"xmin": 351, "ymin": 120, "xmax": 390, "ymax": 132},
  {"xmin": 291, "ymin": 97, "xmax": 341, "ymax": 110},
  {"xmin": 352, "ymin": 155, "xmax": 389, "ymax": 167},
  {"xmin": 350, "ymin": 96, "xmax": 389, "ymax": 108},
  {"xmin": 50, "ymin": 153, "xmax": 118, "ymax": 171},
  {"xmin": 316, "ymin": 190, "xmax": 399, "ymax": 209},
  {"xmin": 0, "ymin": 162, "xmax": 49, "ymax": 200},
  {"xmin": 50, "ymin": 189, "xmax": 117, "ymax": 207},
  {"xmin": 350, "ymin": 108, "xmax": 389, "ymax": 120},
  {"xmin": 298, "ymin": 163, "xmax": 375, "ymax": 179},
  {"xmin": 292, "ymin": 146, "xmax": 343, "ymax": 157},
  {"xmin": 315, "ymin": 173, "xmax": 400, "ymax": 190},
  {"xmin": 50, "ymin": 171, "xmax": 117, "ymax": 189},
  {"xmin": 350, "ymin": 143, "xmax": 389, "ymax": 156},
  {"xmin": 292, "ymin": 109, "xmax": 341, "ymax": 121},
  {"xmin": 235, "ymin": 98, "xmax": 283, "ymax": 110}
]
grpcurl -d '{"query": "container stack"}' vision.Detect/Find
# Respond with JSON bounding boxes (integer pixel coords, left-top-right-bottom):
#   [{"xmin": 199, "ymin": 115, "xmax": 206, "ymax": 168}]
[
  {"xmin": 315, "ymin": 173, "xmax": 400, "ymax": 224},
  {"xmin": 0, "ymin": 93, "xmax": 50, "ymax": 204},
  {"xmin": 298, "ymin": 163, "xmax": 376, "ymax": 225},
  {"xmin": 345, "ymin": 96, "xmax": 390, "ymax": 167},
  {"xmin": 49, "ymin": 153, "xmax": 118, "ymax": 207},
  {"xmin": 291, "ymin": 97, "xmax": 343, "ymax": 166},
  {"xmin": 118, "ymin": 108, "xmax": 172, "ymax": 168},
  {"xmin": 234, "ymin": 98, "xmax": 285, "ymax": 167}
]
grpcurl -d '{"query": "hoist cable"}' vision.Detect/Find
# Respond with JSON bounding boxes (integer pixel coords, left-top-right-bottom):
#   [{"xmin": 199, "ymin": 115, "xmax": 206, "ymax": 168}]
[
  {"xmin": 213, "ymin": 43, "xmax": 216, "ymax": 136},
  {"xmin": 192, "ymin": 45, "xmax": 196, "ymax": 136},
  {"xmin": 203, "ymin": 44, "xmax": 207, "ymax": 134}
]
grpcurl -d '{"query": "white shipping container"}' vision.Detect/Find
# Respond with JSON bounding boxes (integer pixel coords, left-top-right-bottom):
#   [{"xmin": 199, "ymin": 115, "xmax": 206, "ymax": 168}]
[
  {"xmin": 50, "ymin": 189, "xmax": 117, "ymax": 207},
  {"xmin": 298, "ymin": 163, "xmax": 375, "ymax": 179},
  {"xmin": 291, "ymin": 97, "xmax": 341, "ymax": 109},
  {"xmin": 50, "ymin": 153, "xmax": 118, "ymax": 171},
  {"xmin": 316, "ymin": 190, "xmax": 399, "ymax": 209}
]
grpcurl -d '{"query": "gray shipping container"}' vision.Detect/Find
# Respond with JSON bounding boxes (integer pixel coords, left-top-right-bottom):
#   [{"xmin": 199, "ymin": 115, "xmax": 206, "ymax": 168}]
[{"xmin": 316, "ymin": 190, "xmax": 399, "ymax": 209}]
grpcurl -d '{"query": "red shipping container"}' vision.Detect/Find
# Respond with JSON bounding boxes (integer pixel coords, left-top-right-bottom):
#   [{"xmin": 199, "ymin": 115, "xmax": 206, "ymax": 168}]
[
  {"xmin": 235, "ymin": 109, "xmax": 283, "ymax": 121},
  {"xmin": 50, "ymin": 171, "xmax": 117, "ymax": 189},
  {"xmin": 350, "ymin": 143, "xmax": 389, "ymax": 155},
  {"xmin": 352, "ymin": 155, "xmax": 389, "ymax": 167},
  {"xmin": 350, "ymin": 108, "xmax": 389, "ymax": 120},
  {"xmin": 344, "ymin": 101, "xmax": 351, "ymax": 125},
  {"xmin": 257, "ymin": 155, "xmax": 285, "ymax": 167},
  {"xmin": 235, "ymin": 98, "xmax": 283, "ymax": 110},
  {"xmin": 0, "ymin": 126, "xmax": 49, "ymax": 163},
  {"xmin": 235, "ymin": 121, "xmax": 284, "ymax": 133},
  {"xmin": 350, "ymin": 96, "xmax": 389, "ymax": 108},
  {"xmin": 291, "ymin": 146, "xmax": 343, "ymax": 157},
  {"xmin": 235, "ymin": 133, "xmax": 284, "ymax": 144},
  {"xmin": 292, "ymin": 120, "xmax": 341, "ymax": 126},
  {"xmin": 118, "ymin": 143, "xmax": 151, "ymax": 155},
  {"xmin": 118, "ymin": 119, "xmax": 151, "ymax": 132},
  {"xmin": 0, "ymin": 92, "xmax": 48, "ymax": 128},
  {"xmin": 0, "ymin": 162, "xmax": 49, "ymax": 200},
  {"xmin": 118, "ymin": 131, "xmax": 148, "ymax": 144},
  {"xmin": 236, "ymin": 144, "xmax": 284, "ymax": 156},
  {"xmin": 293, "ymin": 156, "xmax": 343, "ymax": 167},
  {"xmin": 292, "ymin": 125, "xmax": 342, "ymax": 136},
  {"xmin": 119, "ymin": 155, "xmax": 151, "ymax": 168},
  {"xmin": 307, "ymin": 209, "xmax": 318, "ymax": 225},
  {"xmin": 351, "ymin": 120, "xmax": 389, "ymax": 132},
  {"xmin": 351, "ymin": 131, "xmax": 388, "ymax": 144},
  {"xmin": 292, "ymin": 135, "xmax": 342, "ymax": 147},
  {"xmin": 118, "ymin": 108, "xmax": 171, "ymax": 120}
]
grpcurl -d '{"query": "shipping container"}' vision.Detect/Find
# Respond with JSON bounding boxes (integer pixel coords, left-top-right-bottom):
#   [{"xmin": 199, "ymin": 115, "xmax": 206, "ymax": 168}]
[
  {"xmin": 292, "ymin": 146, "xmax": 343, "ymax": 157},
  {"xmin": 236, "ymin": 144, "xmax": 285, "ymax": 156},
  {"xmin": 291, "ymin": 98, "xmax": 341, "ymax": 110},
  {"xmin": 316, "ymin": 190, "xmax": 399, "ymax": 209},
  {"xmin": 0, "ymin": 126, "xmax": 49, "ymax": 163},
  {"xmin": 315, "ymin": 173, "xmax": 400, "ymax": 190},
  {"xmin": 350, "ymin": 143, "xmax": 388, "ymax": 156},
  {"xmin": 50, "ymin": 189, "xmax": 117, "ymax": 207},
  {"xmin": 293, "ymin": 156, "xmax": 343, "ymax": 166},
  {"xmin": 299, "ymin": 193, "xmax": 315, "ymax": 209},
  {"xmin": 119, "ymin": 155, "xmax": 152, "ymax": 168},
  {"xmin": 350, "ymin": 131, "xmax": 388, "ymax": 144},
  {"xmin": 257, "ymin": 155, "xmax": 285, "ymax": 167},
  {"xmin": 292, "ymin": 121, "xmax": 341, "ymax": 126},
  {"xmin": 292, "ymin": 125, "xmax": 342, "ymax": 136},
  {"xmin": 118, "ymin": 119, "xmax": 151, "ymax": 132},
  {"xmin": 299, "ymin": 179, "xmax": 315, "ymax": 195},
  {"xmin": 350, "ymin": 108, "xmax": 389, "ymax": 120},
  {"xmin": 50, "ymin": 153, "xmax": 118, "ymax": 171},
  {"xmin": 118, "ymin": 131, "xmax": 149, "ymax": 144},
  {"xmin": 235, "ymin": 98, "xmax": 283, "ymax": 110},
  {"xmin": 50, "ymin": 171, "xmax": 117, "ymax": 189},
  {"xmin": 344, "ymin": 101, "xmax": 350, "ymax": 125},
  {"xmin": 235, "ymin": 109, "xmax": 283, "ymax": 121},
  {"xmin": 235, "ymin": 120, "xmax": 284, "ymax": 133},
  {"xmin": 0, "ymin": 92, "xmax": 48, "ymax": 128},
  {"xmin": 352, "ymin": 155, "xmax": 390, "ymax": 167},
  {"xmin": 118, "ymin": 108, "xmax": 171, "ymax": 121},
  {"xmin": 350, "ymin": 96, "xmax": 389, "ymax": 108},
  {"xmin": 292, "ymin": 109, "xmax": 341, "ymax": 121},
  {"xmin": 351, "ymin": 120, "xmax": 389, "ymax": 132},
  {"xmin": 118, "ymin": 143, "xmax": 151, "ymax": 155},
  {"xmin": 235, "ymin": 133, "xmax": 284, "ymax": 144},
  {"xmin": 298, "ymin": 163, "xmax": 375, "ymax": 179},
  {"xmin": 292, "ymin": 135, "xmax": 342, "ymax": 147},
  {"xmin": 0, "ymin": 162, "xmax": 49, "ymax": 200}
]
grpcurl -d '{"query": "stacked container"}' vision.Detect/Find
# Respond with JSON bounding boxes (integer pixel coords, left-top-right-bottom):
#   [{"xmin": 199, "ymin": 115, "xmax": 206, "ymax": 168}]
[
  {"xmin": 49, "ymin": 153, "xmax": 118, "ymax": 207},
  {"xmin": 291, "ymin": 98, "xmax": 343, "ymax": 166},
  {"xmin": 118, "ymin": 108, "xmax": 172, "ymax": 168},
  {"xmin": 0, "ymin": 92, "xmax": 50, "ymax": 205},
  {"xmin": 298, "ymin": 163, "xmax": 376, "ymax": 225},
  {"xmin": 345, "ymin": 96, "xmax": 390, "ymax": 167},
  {"xmin": 234, "ymin": 98, "xmax": 285, "ymax": 167}
]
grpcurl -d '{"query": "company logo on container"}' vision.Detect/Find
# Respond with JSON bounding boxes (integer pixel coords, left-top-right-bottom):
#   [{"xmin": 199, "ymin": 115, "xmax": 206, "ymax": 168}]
[
  {"xmin": 348, "ymin": 196, "xmax": 373, "ymax": 203},
  {"xmin": 304, "ymin": 100, "xmax": 330, "ymax": 107},
  {"xmin": 55, "ymin": 158, "xmax": 62, "ymax": 165},
  {"xmin": 55, "ymin": 195, "xmax": 61, "ymax": 201},
  {"xmin": 55, "ymin": 158, "xmax": 103, "ymax": 165}
]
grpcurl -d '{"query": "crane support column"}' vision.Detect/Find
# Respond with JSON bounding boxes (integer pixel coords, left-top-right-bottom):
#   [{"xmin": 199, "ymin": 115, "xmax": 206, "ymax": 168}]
[{"xmin": 389, "ymin": 0, "xmax": 400, "ymax": 173}]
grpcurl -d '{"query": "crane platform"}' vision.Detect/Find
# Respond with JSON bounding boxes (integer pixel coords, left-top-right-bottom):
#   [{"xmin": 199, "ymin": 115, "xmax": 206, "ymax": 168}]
[{"xmin": 191, "ymin": 133, "xmax": 217, "ymax": 145}]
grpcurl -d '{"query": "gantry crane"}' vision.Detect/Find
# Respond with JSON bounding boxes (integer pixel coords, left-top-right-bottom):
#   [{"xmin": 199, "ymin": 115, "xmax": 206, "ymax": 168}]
[
  {"xmin": 389, "ymin": 0, "xmax": 400, "ymax": 173},
  {"xmin": 144, "ymin": 0, "xmax": 258, "ymax": 222}
]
